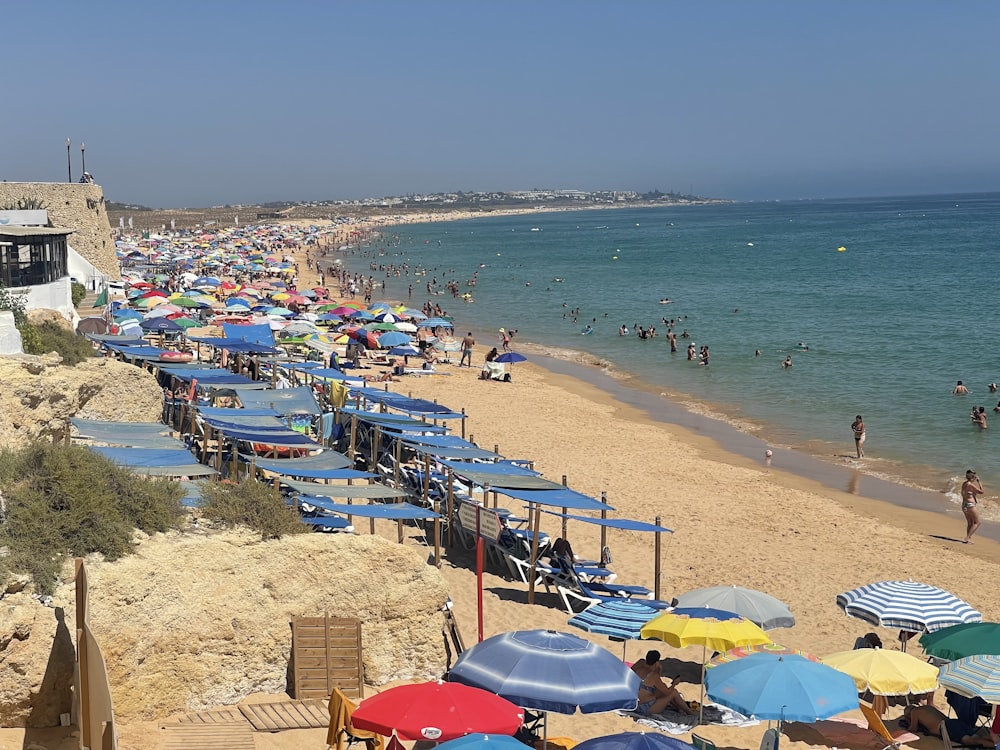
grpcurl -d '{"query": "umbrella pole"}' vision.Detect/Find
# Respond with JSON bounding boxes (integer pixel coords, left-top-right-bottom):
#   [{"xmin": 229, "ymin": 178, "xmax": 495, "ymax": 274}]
[{"xmin": 699, "ymin": 644, "xmax": 707, "ymax": 725}]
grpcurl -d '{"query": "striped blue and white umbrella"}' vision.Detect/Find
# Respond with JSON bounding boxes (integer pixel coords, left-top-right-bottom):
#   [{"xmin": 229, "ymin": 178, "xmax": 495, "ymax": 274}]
[
  {"xmin": 567, "ymin": 599, "xmax": 658, "ymax": 657},
  {"xmin": 836, "ymin": 580, "xmax": 981, "ymax": 634},
  {"xmin": 448, "ymin": 629, "xmax": 639, "ymax": 714},
  {"xmin": 938, "ymin": 655, "xmax": 1000, "ymax": 703}
]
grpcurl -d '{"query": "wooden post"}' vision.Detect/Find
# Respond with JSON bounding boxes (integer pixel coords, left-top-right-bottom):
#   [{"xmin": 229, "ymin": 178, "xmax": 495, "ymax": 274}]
[
  {"xmin": 527, "ymin": 502, "xmax": 541, "ymax": 605},
  {"xmin": 75, "ymin": 559, "xmax": 91, "ymax": 747},
  {"xmin": 446, "ymin": 469, "xmax": 455, "ymax": 546},
  {"xmin": 600, "ymin": 491, "xmax": 609, "ymax": 559},
  {"xmin": 348, "ymin": 414, "xmax": 358, "ymax": 464},
  {"xmin": 461, "ymin": 409, "xmax": 467, "ymax": 440},
  {"xmin": 433, "ymin": 497, "xmax": 442, "ymax": 568},
  {"xmin": 654, "ymin": 515, "xmax": 663, "ymax": 601},
  {"xmin": 397, "ymin": 518, "xmax": 404, "ymax": 543},
  {"xmin": 561, "ymin": 474, "xmax": 568, "ymax": 540},
  {"xmin": 393, "ymin": 435, "xmax": 402, "ymax": 488}
]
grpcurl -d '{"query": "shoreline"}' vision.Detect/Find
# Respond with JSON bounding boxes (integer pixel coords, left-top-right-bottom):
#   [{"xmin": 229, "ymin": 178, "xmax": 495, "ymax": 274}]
[{"xmin": 323, "ymin": 212, "xmax": 996, "ymax": 537}]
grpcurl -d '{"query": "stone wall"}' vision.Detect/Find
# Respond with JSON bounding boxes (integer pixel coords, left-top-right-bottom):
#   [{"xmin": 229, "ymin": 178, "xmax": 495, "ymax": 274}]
[{"xmin": 0, "ymin": 182, "xmax": 117, "ymax": 278}]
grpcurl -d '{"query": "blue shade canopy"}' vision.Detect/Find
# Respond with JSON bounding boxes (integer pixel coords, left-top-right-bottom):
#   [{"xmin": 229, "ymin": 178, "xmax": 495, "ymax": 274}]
[
  {"xmin": 231, "ymin": 386, "xmax": 321, "ymax": 416},
  {"xmin": 493, "ymin": 487, "xmax": 613, "ymax": 512},
  {"xmin": 705, "ymin": 653, "xmax": 859, "ymax": 722},
  {"xmin": 836, "ymin": 580, "xmax": 981, "ymax": 633},
  {"xmin": 222, "ymin": 322, "xmax": 274, "ymax": 347},
  {"xmin": 538, "ymin": 509, "xmax": 667, "ymax": 532},
  {"xmin": 448, "ymin": 629, "xmax": 639, "ymax": 714},
  {"xmin": 574, "ymin": 733, "xmax": 695, "ymax": 750},
  {"xmin": 299, "ymin": 496, "xmax": 440, "ymax": 519},
  {"xmin": 251, "ymin": 452, "xmax": 353, "ymax": 475}
]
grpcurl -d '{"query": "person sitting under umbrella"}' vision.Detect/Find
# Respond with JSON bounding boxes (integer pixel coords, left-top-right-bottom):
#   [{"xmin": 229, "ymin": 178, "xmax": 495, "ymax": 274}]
[
  {"xmin": 630, "ymin": 650, "xmax": 696, "ymax": 716},
  {"xmin": 901, "ymin": 704, "xmax": 998, "ymax": 748}
]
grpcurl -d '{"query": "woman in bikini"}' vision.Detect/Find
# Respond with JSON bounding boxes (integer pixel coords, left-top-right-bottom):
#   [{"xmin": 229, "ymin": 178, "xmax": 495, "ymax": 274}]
[
  {"xmin": 851, "ymin": 415, "xmax": 866, "ymax": 458},
  {"xmin": 630, "ymin": 651, "xmax": 696, "ymax": 716},
  {"xmin": 961, "ymin": 469, "xmax": 984, "ymax": 543}
]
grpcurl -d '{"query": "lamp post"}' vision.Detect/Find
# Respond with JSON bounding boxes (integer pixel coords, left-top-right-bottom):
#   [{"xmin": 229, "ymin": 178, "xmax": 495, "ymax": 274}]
[
  {"xmin": 66, "ymin": 138, "xmax": 72, "ymax": 183},
  {"xmin": 81, "ymin": 142, "xmax": 86, "ymax": 179}
]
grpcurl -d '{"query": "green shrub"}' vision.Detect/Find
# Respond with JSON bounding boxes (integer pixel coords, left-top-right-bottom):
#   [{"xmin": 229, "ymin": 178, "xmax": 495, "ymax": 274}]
[
  {"xmin": 71, "ymin": 282, "xmax": 86, "ymax": 308},
  {"xmin": 23, "ymin": 321, "xmax": 98, "ymax": 365},
  {"xmin": 200, "ymin": 477, "xmax": 306, "ymax": 540},
  {"xmin": 0, "ymin": 442, "xmax": 184, "ymax": 594}
]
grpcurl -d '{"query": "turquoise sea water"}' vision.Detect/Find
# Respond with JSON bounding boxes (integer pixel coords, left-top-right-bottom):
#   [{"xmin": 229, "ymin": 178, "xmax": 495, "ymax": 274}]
[{"xmin": 342, "ymin": 194, "xmax": 1000, "ymax": 500}]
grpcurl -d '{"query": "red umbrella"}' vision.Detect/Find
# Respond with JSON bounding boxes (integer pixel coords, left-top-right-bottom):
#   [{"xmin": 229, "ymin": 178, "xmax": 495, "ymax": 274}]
[{"xmin": 350, "ymin": 681, "xmax": 524, "ymax": 741}]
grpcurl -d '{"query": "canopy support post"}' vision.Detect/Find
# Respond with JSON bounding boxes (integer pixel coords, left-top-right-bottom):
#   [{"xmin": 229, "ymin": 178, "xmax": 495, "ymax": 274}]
[
  {"xmin": 654, "ymin": 515, "xmax": 663, "ymax": 601},
  {"xmin": 527, "ymin": 502, "xmax": 541, "ymax": 605}
]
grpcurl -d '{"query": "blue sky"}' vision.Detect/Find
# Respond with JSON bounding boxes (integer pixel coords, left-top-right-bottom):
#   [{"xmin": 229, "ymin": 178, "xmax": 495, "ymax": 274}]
[{"xmin": 4, "ymin": 1, "xmax": 998, "ymax": 207}]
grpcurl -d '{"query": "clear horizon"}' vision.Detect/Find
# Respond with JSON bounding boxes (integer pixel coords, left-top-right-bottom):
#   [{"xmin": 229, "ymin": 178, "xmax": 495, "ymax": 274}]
[{"xmin": 4, "ymin": 1, "xmax": 998, "ymax": 209}]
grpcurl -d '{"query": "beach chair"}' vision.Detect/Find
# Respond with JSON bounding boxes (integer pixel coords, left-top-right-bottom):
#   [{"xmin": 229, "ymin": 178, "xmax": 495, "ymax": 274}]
[
  {"xmin": 690, "ymin": 734, "xmax": 717, "ymax": 750},
  {"xmin": 327, "ymin": 687, "xmax": 384, "ymax": 750},
  {"xmin": 759, "ymin": 728, "xmax": 779, "ymax": 750},
  {"xmin": 859, "ymin": 703, "xmax": 910, "ymax": 750}
]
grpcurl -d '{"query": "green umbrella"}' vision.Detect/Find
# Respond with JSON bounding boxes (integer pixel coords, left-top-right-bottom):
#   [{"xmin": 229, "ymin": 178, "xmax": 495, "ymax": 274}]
[
  {"xmin": 172, "ymin": 318, "xmax": 201, "ymax": 329},
  {"xmin": 920, "ymin": 622, "xmax": 1000, "ymax": 661}
]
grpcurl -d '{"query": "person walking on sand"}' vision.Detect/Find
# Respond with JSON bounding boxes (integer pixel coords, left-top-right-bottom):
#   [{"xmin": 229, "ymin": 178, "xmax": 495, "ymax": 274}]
[
  {"xmin": 852, "ymin": 415, "xmax": 866, "ymax": 458},
  {"xmin": 460, "ymin": 332, "xmax": 475, "ymax": 368},
  {"xmin": 961, "ymin": 469, "xmax": 984, "ymax": 543}
]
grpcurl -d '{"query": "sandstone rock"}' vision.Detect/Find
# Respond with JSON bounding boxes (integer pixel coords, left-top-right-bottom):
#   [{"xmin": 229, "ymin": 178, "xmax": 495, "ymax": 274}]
[
  {"xmin": 0, "ymin": 592, "xmax": 75, "ymax": 727},
  {"xmin": 0, "ymin": 356, "xmax": 162, "ymax": 449},
  {"xmin": 26, "ymin": 309, "xmax": 73, "ymax": 331},
  {"xmin": 32, "ymin": 530, "xmax": 450, "ymax": 721}
]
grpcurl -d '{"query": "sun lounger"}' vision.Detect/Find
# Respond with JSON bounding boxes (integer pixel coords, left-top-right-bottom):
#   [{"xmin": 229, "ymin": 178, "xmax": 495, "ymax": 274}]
[
  {"xmin": 301, "ymin": 515, "xmax": 354, "ymax": 533},
  {"xmin": 859, "ymin": 703, "xmax": 919, "ymax": 750}
]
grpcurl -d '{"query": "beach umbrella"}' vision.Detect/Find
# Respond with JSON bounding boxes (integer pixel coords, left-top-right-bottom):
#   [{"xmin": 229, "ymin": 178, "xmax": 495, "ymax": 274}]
[
  {"xmin": 77, "ymin": 317, "xmax": 109, "ymax": 335},
  {"xmin": 448, "ymin": 629, "xmax": 639, "ymax": 714},
  {"xmin": 266, "ymin": 307, "xmax": 295, "ymax": 317},
  {"xmin": 675, "ymin": 586, "xmax": 795, "ymax": 631},
  {"xmin": 495, "ymin": 352, "xmax": 527, "ymax": 364},
  {"xmin": 170, "ymin": 318, "xmax": 201, "ymax": 330},
  {"xmin": 419, "ymin": 318, "xmax": 453, "ymax": 328},
  {"xmin": 708, "ymin": 643, "xmax": 820, "ymax": 668},
  {"xmin": 436, "ymin": 735, "xmax": 529, "ymax": 750},
  {"xmin": 376, "ymin": 331, "xmax": 412, "ymax": 349},
  {"xmin": 821, "ymin": 649, "xmax": 939, "ymax": 696},
  {"xmin": 705, "ymin": 653, "xmax": 859, "ymax": 722},
  {"xmin": 350, "ymin": 681, "xmax": 524, "ymax": 741},
  {"xmin": 434, "ymin": 336, "xmax": 462, "ymax": 352},
  {"xmin": 920, "ymin": 622, "xmax": 1000, "ymax": 661},
  {"xmin": 113, "ymin": 309, "xmax": 144, "ymax": 322},
  {"xmin": 346, "ymin": 309, "xmax": 375, "ymax": 321},
  {"xmin": 389, "ymin": 344, "xmax": 420, "ymax": 358},
  {"xmin": 574, "ymin": 732, "xmax": 694, "ymax": 750},
  {"xmin": 394, "ymin": 321, "xmax": 418, "ymax": 332},
  {"xmin": 938, "ymin": 655, "xmax": 1000, "ymax": 704},
  {"xmin": 836, "ymin": 580, "xmax": 981, "ymax": 646},
  {"xmin": 641, "ymin": 607, "xmax": 771, "ymax": 723},
  {"xmin": 328, "ymin": 306, "xmax": 359, "ymax": 316},
  {"xmin": 140, "ymin": 317, "xmax": 183, "ymax": 332},
  {"xmin": 640, "ymin": 608, "xmax": 771, "ymax": 653},
  {"xmin": 567, "ymin": 599, "xmax": 658, "ymax": 658}
]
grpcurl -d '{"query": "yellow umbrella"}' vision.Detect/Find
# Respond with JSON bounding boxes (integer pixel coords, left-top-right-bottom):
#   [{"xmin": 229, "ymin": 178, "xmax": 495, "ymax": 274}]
[
  {"xmin": 640, "ymin": 607, "xmax": 771, "ymax": 722},
  {"xmin": 821, "ymin": 649, "xmax": 939, "ymax": 696},
  {"xmin": 272, "ymin": 292, "xmax": 291, "ymax": 301},
  {"xmin": 640, "ymin": 608, "xmax": 772, "ymax": 653}
]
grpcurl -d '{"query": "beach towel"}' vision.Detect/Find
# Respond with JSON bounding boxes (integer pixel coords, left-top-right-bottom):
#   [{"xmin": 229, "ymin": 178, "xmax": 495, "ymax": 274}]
[{"xmin": 617, "ymin": 704, "xmax": 759, "ymax": 735}]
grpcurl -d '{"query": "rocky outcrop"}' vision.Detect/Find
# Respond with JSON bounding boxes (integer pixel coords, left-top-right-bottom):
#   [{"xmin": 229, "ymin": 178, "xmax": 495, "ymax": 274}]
[
  {"xmin": 59, "ymin": 530, "xmax": 447, "ymax": 720},
  {"xmin": 0, "ymin": 355, "xmax": 162, "ymax": 448}
]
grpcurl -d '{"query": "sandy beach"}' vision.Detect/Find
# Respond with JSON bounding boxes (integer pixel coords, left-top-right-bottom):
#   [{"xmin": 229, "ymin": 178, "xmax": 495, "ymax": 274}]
[{"xmin": 99, "ymin": 215, "xmax": 1000, "ymax": 750}]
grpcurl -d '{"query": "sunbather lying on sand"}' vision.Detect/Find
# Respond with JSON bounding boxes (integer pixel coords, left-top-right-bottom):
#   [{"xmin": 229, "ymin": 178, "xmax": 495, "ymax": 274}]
[
  {"xmin": 631, "ymin": 650, "xmax": 696, "ymax": 716},
  {"xmin": 901, "ymin": 704, "xmax": 998, "ymax": 748}
]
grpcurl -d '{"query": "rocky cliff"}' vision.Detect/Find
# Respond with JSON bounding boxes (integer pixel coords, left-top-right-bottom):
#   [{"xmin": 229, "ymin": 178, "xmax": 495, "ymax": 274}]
[{"xmin": 0, "ymin": 354, "xmax": 163, "ymax": 448}]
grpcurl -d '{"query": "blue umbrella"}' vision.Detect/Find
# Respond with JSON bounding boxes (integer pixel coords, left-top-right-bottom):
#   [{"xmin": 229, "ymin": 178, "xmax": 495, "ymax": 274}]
[
  {"xmin": 448, "ymin": 629, "xmax": 639, "ymax": 715},
  {"xmin": 389, "ymin": 344, "xmax": 421, "ymax": 358},
  {"xmin": 436, "ymin": 735, "xmax": 526, "ymax": 750},
  {"xmin": 705, "ymin": 653, "xmax": 858, "ymax": 722},
  {"xmin": 418, "ymin": 318, "xmax": 454, "ymax": 328},
  {"xmin": 567, "ymin": 599, "xmax": 658, "ymax": 657},
  {"xmin": 140, "ymin": 317, "xmax": 183, "ymax": 332},
  {"xmin": 113, "ymin": 309, "xmax": 144, "ymax": 321},
  {"xmin": 495, "ymin": 352, "xmax": 527, "ymax": 364},
  {"xmin": 376, "ymin": 331, "xmax": 413, "ymax": 349},
  {"xmin": 575, "ymin": 732, "xmax": 694, "ymax": 750}
]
